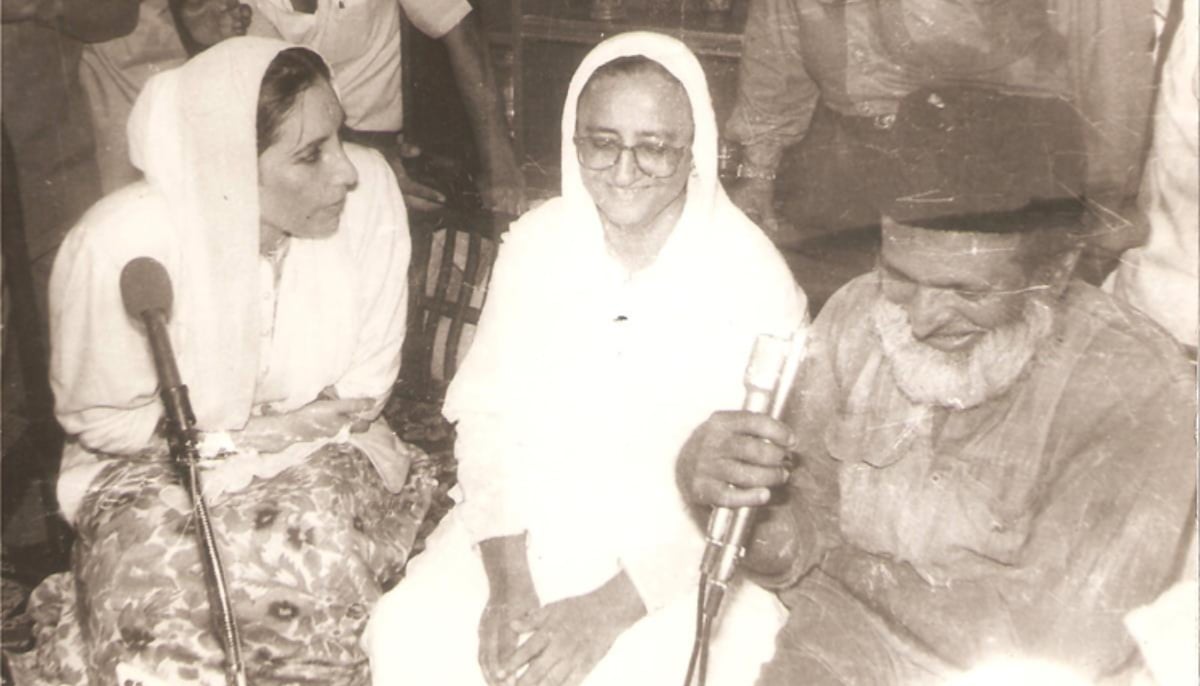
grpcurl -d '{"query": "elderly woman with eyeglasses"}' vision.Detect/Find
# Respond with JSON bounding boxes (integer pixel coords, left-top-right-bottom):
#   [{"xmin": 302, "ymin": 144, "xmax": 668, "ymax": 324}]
[{"xmin": 367, "ymin": 32, "xmax": 806, "ymax": 686}]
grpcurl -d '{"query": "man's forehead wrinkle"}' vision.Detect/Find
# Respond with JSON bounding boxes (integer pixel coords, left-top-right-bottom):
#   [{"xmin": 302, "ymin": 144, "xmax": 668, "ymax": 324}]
[
  {"xmin": 886, "ymin": 243, "xmax": 1023, "ymax": 258},
  {"xmin": 883, "ymin": 227, "xmax": 1023, "ymax": 252},
  {"xmin": 908, "ymin": 244, "xmax": 1020, "ymax": 254},
  {"xmin": 881, "ymin": 249, "xmax": 1036, "ymax": 294},
  {"xmin": 991, "ymin": 284, "xmax": 1052, "ymax": 296}
]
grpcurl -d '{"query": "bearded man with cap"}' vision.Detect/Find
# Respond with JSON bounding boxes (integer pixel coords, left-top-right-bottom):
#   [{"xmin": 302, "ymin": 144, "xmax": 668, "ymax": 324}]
[{"xmin": 677, "ymin": 86, "xmax": 1197, "ymax": 685}]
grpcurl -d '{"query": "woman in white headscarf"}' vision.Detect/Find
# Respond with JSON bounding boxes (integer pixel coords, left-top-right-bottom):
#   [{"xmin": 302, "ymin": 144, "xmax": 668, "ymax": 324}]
[
  {"xmin": 367, "ymin": 32, "xmax": 805, "ymax": 685},
  {"xmin": 11, "ymin": 37, "xmax": 420, "ymax": 685}
]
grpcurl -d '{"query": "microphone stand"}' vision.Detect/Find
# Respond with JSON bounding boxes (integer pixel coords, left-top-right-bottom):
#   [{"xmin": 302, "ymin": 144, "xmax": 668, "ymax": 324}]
[
  {"xmin": 145, "ymin": 311, "xmax": 248, "ymax": 686},
  {"xmin": 684, "ymin": 330, "xmax": 807, "ymax": 686}
]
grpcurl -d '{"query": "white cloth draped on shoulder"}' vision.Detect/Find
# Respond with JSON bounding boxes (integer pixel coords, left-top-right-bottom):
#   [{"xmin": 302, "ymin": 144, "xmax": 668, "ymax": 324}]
[
  {"xmin": 367, "ymin": 31, "xmax": 806, "ymax": 685},
  {"xmin": 50, "ymin": 37, "xmax": 412, "ymax": 521},
  {"xmin": 21, "ymin": 37, "xmax": 420, "ymax": 685}
]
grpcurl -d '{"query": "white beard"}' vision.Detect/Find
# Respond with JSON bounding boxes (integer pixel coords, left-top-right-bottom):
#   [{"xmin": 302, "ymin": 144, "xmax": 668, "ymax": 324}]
[{"xmin": 871, "ymin": 295, "xmax": 1055, "ymax": 410}]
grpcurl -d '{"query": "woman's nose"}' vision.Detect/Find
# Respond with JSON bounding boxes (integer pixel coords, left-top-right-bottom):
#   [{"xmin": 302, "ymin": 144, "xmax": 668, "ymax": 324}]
[
  {"xmin": 331, "ymin": 144, "xmax": 359, "ymax": 189},
  {"xmin": 611, "ymin": 147, "xmax": 640, "ymax": 186}
]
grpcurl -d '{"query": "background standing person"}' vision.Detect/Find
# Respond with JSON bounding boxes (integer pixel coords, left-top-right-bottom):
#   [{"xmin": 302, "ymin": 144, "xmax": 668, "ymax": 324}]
[
  {"xmin": 1111, "ymin": 0, "xmax": 1198, "ymax": 355},
  {"xmin": 726, "ymin": 0, "xmax": 1155, "ymax": 290},
  {"xmin": 181, "ymin": 0, "xmax": 525, "ymax": 214},
  {"xmin": 2, "ymin": 0, "xmax": 139, "ymax": 306},
  {"xmin": 79, "ymin": 0, "xmax": 213, "ymax": 194}
]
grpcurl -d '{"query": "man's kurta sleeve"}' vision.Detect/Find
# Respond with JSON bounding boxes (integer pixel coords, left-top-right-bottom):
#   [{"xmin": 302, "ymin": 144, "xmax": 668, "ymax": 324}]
[
  {"xmin": 726, "ymin": 0, "xmax": 821, "ymax": 152},
  {"xmin": 819, "ymin": 339, "xmax": 1197, "ymax": 678},
  {"xmin": 746, "ymin": 282, "xmax": 859, "ymax": 590}
]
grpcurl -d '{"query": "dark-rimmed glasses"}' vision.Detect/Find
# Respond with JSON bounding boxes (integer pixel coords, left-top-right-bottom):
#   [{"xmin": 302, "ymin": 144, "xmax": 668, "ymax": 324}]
[{"xmin": 573, "ymin": 135, "xmax": 690, "ymax": 178}]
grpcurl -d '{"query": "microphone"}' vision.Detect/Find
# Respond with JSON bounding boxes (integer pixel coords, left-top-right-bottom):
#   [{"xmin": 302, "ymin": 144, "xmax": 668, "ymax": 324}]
[
  {"xmin": 120, "ymin": 257, "xmax": 195, "ymax": 439},
  {"xmin": 686, "ymin": 331, "xmax": 807, "ymax": 686},
  {"xmin": 119, "ymin": 257, "xmax": 247, "ymax": 686},
  {"xmin": 699, "ymin": 331, "xmax": 807, "ymax": 618}
]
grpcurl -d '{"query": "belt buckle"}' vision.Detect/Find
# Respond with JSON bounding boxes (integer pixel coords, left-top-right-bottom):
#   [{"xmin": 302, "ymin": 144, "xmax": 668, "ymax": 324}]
[{"xmin": 873, "ymin": 113, "xmax": 896, "ymax": 130}]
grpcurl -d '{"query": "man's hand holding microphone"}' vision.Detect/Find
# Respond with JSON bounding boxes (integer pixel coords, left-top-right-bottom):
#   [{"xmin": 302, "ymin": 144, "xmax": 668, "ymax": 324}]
[
  {"xmin": 678, "ymin": 331, "xmax": 809, "ymax": 630},
  {"xmin": 676, "ymin": 408, "xmax": 805, "ymax": 588},
  {"xmin": 677, "ymin": 410, "xmax": 796, "ymax": 512}
]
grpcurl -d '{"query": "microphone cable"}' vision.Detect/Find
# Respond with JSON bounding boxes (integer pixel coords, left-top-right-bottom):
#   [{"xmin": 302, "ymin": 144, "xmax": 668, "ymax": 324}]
[
  {"xmin": 121, "ymin": 258, "xmax": 247, "ymax": 686},
  {"xmin": 173, "ymin": 426, "xmax": 247, "ymax": 686},
  {"xmin": 685, "ymin": 570, "xmax": 732, "ymax": 686},
  {"xmin": 684, "ymin": 573, "xmax": 714, "ymax": 686}
]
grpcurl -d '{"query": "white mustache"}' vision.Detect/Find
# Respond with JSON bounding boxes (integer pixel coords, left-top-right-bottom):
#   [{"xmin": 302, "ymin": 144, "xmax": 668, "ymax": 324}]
[{"xmin": 872, "ymin": 295, "xmax": 1055, "ymax": 410}]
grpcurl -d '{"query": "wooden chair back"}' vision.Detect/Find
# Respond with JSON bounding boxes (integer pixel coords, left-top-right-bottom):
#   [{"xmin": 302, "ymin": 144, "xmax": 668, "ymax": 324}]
[{"xmin": 400, "ymin": 206, "xmax": 506, "ymax": 398}]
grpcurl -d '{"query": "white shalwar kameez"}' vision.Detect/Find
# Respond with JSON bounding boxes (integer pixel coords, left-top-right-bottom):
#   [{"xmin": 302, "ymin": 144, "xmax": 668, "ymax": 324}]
[{"xmin": 367, "ymin": 32, "xmax": 806, "ymax": 685}]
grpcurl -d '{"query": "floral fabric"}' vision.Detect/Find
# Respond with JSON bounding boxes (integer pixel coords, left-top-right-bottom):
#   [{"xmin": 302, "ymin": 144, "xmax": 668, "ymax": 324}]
[{"xmin": 8, "ymin": 442, "xmax": 435, "ymax": 685}]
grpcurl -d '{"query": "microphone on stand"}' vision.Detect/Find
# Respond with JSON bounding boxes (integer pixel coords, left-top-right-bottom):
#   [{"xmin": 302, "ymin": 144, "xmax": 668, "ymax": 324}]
[
  {"xmin": 120, "ymin": 257, "xmax": 195, "ymax": 445},
  {"xmin": 120, "ymin": 257, "xmax": 247, "ymax": 686}
]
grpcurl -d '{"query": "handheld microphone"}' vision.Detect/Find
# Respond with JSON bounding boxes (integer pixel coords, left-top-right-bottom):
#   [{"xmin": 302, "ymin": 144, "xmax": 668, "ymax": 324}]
[
  {"xmin": 700, "ymin": 335, "xmax": 789, "ymax": 581},
  {"xmin": 119, "ymin": 257, "xmax": 247, "ymax": 686},
  {"xmin": 699, "ymin": 330, "xmax": 807, "ymax": 617},
  {"xmin": 686, "ymin": 330, "xmax": 806, "ymax": 686}
]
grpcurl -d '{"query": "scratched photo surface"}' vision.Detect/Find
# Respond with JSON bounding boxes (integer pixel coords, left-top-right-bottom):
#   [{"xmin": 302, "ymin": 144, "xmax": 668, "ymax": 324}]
[{"xmin": 1, "ymin": 0, "xmax": 1196, "ymax": 684}]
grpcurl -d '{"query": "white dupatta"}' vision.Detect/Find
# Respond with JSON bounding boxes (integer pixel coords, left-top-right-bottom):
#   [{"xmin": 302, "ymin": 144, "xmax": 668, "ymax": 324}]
[{"xmin": 51, "ymin": 37, "xmax": 411, "ymax": 519}]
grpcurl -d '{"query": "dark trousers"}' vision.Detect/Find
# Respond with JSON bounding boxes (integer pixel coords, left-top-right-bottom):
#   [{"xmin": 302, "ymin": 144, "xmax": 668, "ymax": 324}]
[{"xmin": 777, "ymin": 104, "xmax": 902, "ymax": 240}]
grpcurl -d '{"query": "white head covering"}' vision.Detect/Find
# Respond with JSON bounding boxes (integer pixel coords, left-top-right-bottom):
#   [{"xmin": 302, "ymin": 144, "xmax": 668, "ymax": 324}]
[
  {"xmin": 123, "ymin": 37, "xmax": 299, "ymax": 429},
  {"xmin": 561, "ymin": 32, "xmax": 720, "ymax": 217},
  {"xmin": 51, "ymin": 38, "xmax": 416, "ymax": 521},
  {"xmin": 51, "ymin": 37, "xmax": 338, "ymax": 443},
  {"xmin": 444, "ymin": 31, "xmax": 806, "ymax": 610},
  {"xmin": 558, "ymin": 31, "xmax": 723, "ymax": 234}
]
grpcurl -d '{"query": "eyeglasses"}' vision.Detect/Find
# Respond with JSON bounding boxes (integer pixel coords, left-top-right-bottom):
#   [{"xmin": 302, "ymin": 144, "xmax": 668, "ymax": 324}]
[{"xmin": 573, "ymin": 136, "xmax": 690, "ymax": 178}]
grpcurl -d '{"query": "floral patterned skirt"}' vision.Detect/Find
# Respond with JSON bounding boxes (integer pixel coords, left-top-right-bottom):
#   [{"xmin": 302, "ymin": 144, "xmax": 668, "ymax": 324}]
[{"xmin": 8, "ymin": 442, "xmax": 433, "ymax": 686}]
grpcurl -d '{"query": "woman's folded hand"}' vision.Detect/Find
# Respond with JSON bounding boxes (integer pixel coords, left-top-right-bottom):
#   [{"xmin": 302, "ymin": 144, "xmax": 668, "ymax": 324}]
[
  {"xmin": 478, "ymin": 534, "xmax": 541, "ymax": 686},
  {"xmin": 480, "ymin": 584, "xmax": 540, "ymax": 686},
  {"xmin": 498, "ymin": 571, "xmax": 647, "ymax": 686},
  {"xmin": 235, "ymin": 397, "xmax": 374, "ymax": 453}
]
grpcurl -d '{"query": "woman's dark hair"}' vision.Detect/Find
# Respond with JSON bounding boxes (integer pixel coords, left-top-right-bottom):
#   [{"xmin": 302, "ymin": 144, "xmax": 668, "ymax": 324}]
[
  {"xmin": 577, "ymin": 55, "xmax": 685, "ymax": 107},
  {"xmin": 257, "ymin": 47, "xmax": 332, "ymax": 155}
]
